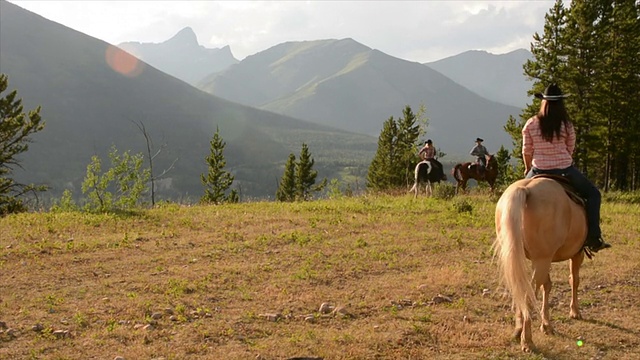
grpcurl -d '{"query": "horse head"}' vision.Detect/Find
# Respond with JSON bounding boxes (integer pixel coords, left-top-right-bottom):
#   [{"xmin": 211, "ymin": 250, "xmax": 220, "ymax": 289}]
[{"xmin": 487, "ymin": 154, "xmax": 498, "ymax": 169}]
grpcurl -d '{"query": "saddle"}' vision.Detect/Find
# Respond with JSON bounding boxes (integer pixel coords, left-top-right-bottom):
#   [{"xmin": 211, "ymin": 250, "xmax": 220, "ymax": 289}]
[{"xmin": 531, "ymin": 174, "xmax": 585, "ymax": 207}]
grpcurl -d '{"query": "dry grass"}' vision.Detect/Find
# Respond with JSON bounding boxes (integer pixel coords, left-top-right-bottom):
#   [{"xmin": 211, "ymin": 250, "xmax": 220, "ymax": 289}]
[{"xmin": 0, "ymin": 194, "xmax": 638, "ymax": 360}]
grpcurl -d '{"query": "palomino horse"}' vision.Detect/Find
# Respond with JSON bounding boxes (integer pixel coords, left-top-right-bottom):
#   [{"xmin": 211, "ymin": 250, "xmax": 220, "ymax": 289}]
[
  {"xmin": 409, "ymin": 160, "xmax": 447, "ymax": 197},
  {"xmin": 452, "ymin": 155, "xmax": 498, "ymax": 193},
  {"xmin": 493, "ymin": 175, "xmax": 588, "ymax": 353}
]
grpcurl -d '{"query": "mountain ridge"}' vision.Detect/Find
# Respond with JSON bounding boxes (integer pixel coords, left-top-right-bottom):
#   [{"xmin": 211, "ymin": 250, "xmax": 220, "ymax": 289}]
[
  {"xmin": 0, "ymin": 0, "xmax": 376, "ymax": 200},
  {"xmin": 197, "ymin": 38, "xmax": 521, "ymax": 157}
]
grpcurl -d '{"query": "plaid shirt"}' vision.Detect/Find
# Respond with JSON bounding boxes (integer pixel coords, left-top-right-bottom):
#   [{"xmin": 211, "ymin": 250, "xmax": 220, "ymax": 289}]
[{"xmin": 522, "ymin": 116, "xmax": 575, "ymax": 170}]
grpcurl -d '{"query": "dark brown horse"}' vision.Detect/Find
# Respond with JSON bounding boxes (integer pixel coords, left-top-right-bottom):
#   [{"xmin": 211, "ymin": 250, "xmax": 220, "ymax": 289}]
[{"xmin": 452, "ymin": 154, "xmax": 498, "ymax": 193}]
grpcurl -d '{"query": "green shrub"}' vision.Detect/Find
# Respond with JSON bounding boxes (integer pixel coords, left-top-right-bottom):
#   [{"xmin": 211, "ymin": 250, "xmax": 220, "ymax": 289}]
[
  {"xmin": 452, "ymin": 198, "xmax": 473, "ymax": 213},
  {"xmin": 50, "ymin": 189, "xmax": 78, "ymax": 212},
  {"xmin": 433, "ymin": 183, "xmax": 456, "ymax": 200}
]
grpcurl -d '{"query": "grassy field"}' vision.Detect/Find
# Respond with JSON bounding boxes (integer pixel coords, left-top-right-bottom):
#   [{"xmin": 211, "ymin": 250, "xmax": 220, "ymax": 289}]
[{"xmin": 1, "ymin": 192, "xmax": 639, "ymax": 359}]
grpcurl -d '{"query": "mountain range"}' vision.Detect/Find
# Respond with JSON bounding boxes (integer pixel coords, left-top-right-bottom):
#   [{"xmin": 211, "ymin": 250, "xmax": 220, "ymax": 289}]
[
  {"xmin": 118, "ymin": 27, "xmax": 239, "ymax": 86},
  {"xmin": 1, "ymin": 0, "xmax": 531, "ymax": 201},
  {"xmin": 425, "ymin": 49, "xmax": 534, "ymax": 107},
  {"xmin": 195, "ymin": 39, "xmax": 522, "ymax": 153},
  {"xmin": 0, "ymin": 0, "xmax": 375, "ymax": 201}
]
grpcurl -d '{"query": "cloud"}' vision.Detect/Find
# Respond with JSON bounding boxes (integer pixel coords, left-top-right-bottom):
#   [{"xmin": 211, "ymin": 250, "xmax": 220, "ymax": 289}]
[{"xmin": 11, "ymin": 0, "xmax": 555, "ymax": 63}]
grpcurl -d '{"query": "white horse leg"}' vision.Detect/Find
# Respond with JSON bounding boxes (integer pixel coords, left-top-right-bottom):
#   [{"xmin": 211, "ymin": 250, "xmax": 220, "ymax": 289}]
[
  {"xmin": 521, "ymin": 308, "xmax": 533, "ymax": 353},
  {"xmin": 514, "ymin": 308, "xmax": 523, "ymax": 339},
  {"xmin": 410, "ymin": 182, "xmax": 418, "ymax": 198},
  {"xmin": 532, "ymin": 260, "xmax": 553, "ymax": 335},
  {"xmin": 569, "ymin": 252, "xmax": 584, "ymax": 319}
]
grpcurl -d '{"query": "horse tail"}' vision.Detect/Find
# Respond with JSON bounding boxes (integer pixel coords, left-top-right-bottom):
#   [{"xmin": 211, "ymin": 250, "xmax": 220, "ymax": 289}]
[
  {"xmin": 452, "ymin": 164, "xmax": 462, "ymax": 182},
  {"xmin": 493, "ymin": 185, "xmax": 536, "ymax": 322}
]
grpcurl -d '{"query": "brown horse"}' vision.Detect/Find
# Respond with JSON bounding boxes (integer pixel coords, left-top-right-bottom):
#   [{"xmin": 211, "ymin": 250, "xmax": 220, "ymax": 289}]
[
  {"xmin": 452, "ymin": 154, "xmax": 498, "ymax": 193},
  {"xmin": 493, "ymin": 176, "xmax": 588, "ymax": 353}
]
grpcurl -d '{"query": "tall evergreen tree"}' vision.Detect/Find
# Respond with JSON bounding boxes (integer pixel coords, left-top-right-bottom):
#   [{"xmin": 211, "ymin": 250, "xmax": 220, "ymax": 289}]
[
  {"xmin": 367, "ymin": 117, "xmax": 397, "ymax": 191},
  {"xmin": 200, "ymin": 127, "xmax": 237, "ymax": 204},
  {"xmin": 564, "ymin": 0, "xmax": 606, "ymax": 176},
  {"xmin": 589, "ymin": 0, "xmax": 640, "ymax": 190},
  {"xmin": 295, "ymin": 143, "xmax": 326, "ymax": 201},
  {"xmin": 505, "ymin": 0, "xmax": 570, "ymax": 164},
  {"xmin": 0, "ymin": 74, "xmax": 46, "ymax": 215},
  {"xmin": 276, "ymin": 153, "xmax": 296, "ymax": 202},
  {"xmin": 367, "ymin": 106, "xmax": 423, "ymax": 191},
  {"xmin": 396, "ymin": 105, "xmax": 422, "ymax": 186},
  {"xmin": 505, "ymin": 0, "xmax": 640, "ymax": 190}
]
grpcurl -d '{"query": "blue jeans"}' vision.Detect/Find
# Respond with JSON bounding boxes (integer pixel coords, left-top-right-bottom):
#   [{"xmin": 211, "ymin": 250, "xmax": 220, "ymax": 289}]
[{"xmin": 525, "ymin": 165, "xmax": 602, "ymax": 239}]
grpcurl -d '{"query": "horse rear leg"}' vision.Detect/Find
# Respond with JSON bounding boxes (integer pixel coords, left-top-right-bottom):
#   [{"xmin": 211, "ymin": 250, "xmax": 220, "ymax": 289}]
[
  {"xmin": 532, "ymin": 260, "xmax": 554, "ymax": 335},
  {"xmin": 569, "ymin": 251, "xmax": 585, "ymax": 319}
]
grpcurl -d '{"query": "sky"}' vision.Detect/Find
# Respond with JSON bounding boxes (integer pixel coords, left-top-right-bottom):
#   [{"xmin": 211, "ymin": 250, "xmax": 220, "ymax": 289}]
[{"xmin": 9, "ymin": 1, "xmax": 556, "ymax": 63}]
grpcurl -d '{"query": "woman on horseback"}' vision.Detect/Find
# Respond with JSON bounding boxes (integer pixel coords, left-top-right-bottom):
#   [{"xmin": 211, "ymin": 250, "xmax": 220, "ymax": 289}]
[{"xmin": 522, "ymin": 84, "xmax": 611, "ymax": 253}]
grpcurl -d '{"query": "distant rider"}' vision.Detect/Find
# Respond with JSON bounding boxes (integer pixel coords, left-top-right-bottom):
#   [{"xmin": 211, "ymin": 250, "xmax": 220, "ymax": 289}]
[
  {"xmin": 419, "ymin": 139, "xmax": 443, "ymax": 173},
  {"xmin": 469, "ymin": 137, "xmax": 490, "ymax": 177}
]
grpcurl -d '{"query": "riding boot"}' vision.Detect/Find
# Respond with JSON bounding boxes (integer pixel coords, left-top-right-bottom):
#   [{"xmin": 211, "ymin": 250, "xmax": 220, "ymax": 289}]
[{"xmin": 585, "ymin": 235, "xmax": 612, "ymax": 252}]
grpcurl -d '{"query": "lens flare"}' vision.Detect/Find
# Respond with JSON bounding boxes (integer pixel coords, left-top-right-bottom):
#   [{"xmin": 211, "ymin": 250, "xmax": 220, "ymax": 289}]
[{"xmin": 105, "ymin": 45, "xmax": 144, "ymax": 77}]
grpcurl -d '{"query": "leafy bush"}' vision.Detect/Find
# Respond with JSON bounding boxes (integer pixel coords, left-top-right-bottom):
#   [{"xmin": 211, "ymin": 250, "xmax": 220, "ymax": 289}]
[
  {"xmin": 50, "ymin": 189, "xmax": 78, "ymax": 212},
  {"xmin": 452, "ymin": 198, "xmax": 473, "ymax": 213},
  {"xmin": 433, "ymin": 183, "xmax": 456, "ymax": 200}
]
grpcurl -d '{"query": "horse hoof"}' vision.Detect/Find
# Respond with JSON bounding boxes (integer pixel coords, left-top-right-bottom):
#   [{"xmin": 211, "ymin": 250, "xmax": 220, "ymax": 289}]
[
  {"xmin": 541, "ymin": 324, "xmax": 554, "ymax": 335},
  {"xmin": 570, "ymin": 311, "xmax": 582, "ymax": 320},
  {"xmin": 512, "ymin": 329, "xmax": 522, "ymax": 340}
]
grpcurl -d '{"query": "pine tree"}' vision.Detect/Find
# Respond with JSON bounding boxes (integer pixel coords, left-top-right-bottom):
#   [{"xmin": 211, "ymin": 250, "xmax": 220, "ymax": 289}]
[
  {"xmin": 495, "ymin": 145, "xmax": 520, "ymax": 186},
  {"xmin": 0, "ymin": 74, "xmax": 46, "ymax": 215},
  {"xmin": 367, "ymin": 106, "xmax": 424, "ymax": 191},
  {"xmin": 507, "ymin": 0, "xmax": 640, "ymax": 190},
  {"xmin": 367, "ymin": 117, "xmax": 397, "ymax": 191},
  {"xmin": 200, "ymin": 127, "xmax": 237, "ymax": 204},
  {"xmin": 589, "ymin": 0, "xmax": 640, "ymax": 190},
  {"xmin": 295, "ymin": 143, "xmax": 326, "ymax": 201},
  {"xmin": 276, "ymin": 153, "xmax": 296, "ymax": 202},
  {"xmin": 395, "ymin": 105, "xmax": 422, "ymax": 186}
]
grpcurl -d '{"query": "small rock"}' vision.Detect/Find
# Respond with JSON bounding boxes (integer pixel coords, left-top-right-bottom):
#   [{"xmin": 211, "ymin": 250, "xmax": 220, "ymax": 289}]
[
  {"xmin": 332, "ymin": 306, "xmax": 352, "ymax": 318},
  {"xmin": 303, "ymin": 315, "xmax": 315, "ymax": 323},
  {"xmin": 259, "ymin": 313, "xmax": 281, "ymax": 322},
  {"xmin": 482, "ymin": 289, "xmax": 491, "ymax": 297},
  {"xmin": 150, "ymin": 312, "xmax": 162, "ymax": 320},
  {"xmin": 163, "ymin": 308, "xmax": 174, "ymax": 315},
  {"xmin": 0, "ymin": 321, "xmax": 7, "ymax": 329},
  {"xmin": 32, "ymin": 323, "xmax": 44, "ymax": 332},
  {"xmin": 142, "ymin": 324, "xmax": 154, "ymax": 331},
  {"xmin": 169, "ymin": 315, "xmax": 178, "ymax": 321},
  {"xmin": 319, "ymin": 303, "xmax": 334, "ymax": 314},
  {"xmin": 4, "ymin": 328, "xmax": 17, "ymax": 337},
  {"xmin": 432, "ymin": 294, "xmax": 453, "ymax": 304},
  {"xmin": 52, "ymin": 329, "xmax": 69, "ymax": 338},
  {"xmin": 114, "ymin": 357, "xmax": 126, "ymax": 360}
]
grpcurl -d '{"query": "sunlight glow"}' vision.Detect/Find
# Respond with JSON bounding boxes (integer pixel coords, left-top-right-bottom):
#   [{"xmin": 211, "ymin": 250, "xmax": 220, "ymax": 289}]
[{"xmin": 105, "ymin": 45, "xmax": 145, "ymax": 77}]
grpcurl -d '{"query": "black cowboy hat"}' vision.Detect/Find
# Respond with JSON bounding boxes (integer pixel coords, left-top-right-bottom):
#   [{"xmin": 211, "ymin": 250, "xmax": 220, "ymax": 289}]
[
  {"xmin": 534, "ymin": 83, "xmax": 571, "ymax": 101},
  {"xmin": 425, "ymin": 139, "xmax": 432, "ymax": 144},
  {"xmin": 475, "ymin": 138, "xmax": 484, "ymax": 142}
]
